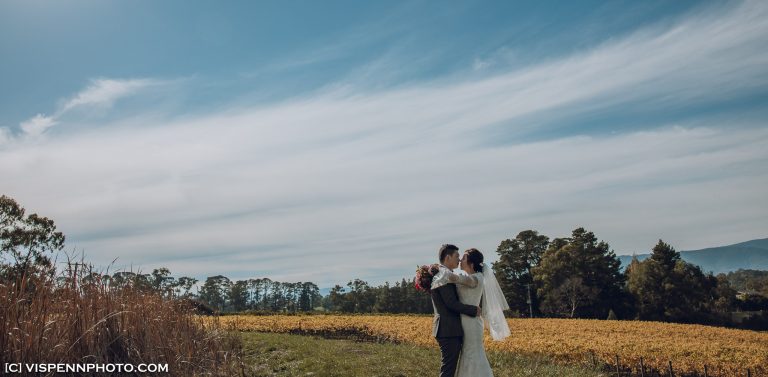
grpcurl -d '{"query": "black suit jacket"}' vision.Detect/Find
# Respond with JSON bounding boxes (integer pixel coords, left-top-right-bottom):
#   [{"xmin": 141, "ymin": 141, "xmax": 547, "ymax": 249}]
[{"xmin": 431, "ymin": 282, "xmax": 478, "ymax": 338}]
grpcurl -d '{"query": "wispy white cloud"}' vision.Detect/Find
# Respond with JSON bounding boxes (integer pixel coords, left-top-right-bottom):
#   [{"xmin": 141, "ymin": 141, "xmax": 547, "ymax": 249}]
[
  {"xmin": 317, "ymin": 0, "xmax": 768, "ymax": 144},
  {"xmin": 19, "ymin": 114, "xmax": 56, "ymax": 137},
  {"xmin": 472, "ymin": 57, "xmax": 492, "ymax": 71},
  {"xmin": 60, "ymin": 78, "xmax": 159, "ymax": 112},
  {"xmin": 1, "ymin": 1, "xmax": 767, "ymax": 286},
  {"xmin": 8, "ymin": 78, "xmax": 162, "ymax": 141},
  {"xmin": 471, "ymin": 46, "xmax": 517, "ymax": 72}
]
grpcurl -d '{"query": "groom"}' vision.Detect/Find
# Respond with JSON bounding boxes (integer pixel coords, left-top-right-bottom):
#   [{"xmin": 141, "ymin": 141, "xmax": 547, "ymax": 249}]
[{"xmin": 431, "ymin": 244, "xmax": 480, "ymax": 377}]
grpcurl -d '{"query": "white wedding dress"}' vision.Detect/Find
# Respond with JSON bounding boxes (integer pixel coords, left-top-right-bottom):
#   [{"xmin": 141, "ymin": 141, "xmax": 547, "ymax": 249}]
[
  {"xmin": 432, "ymin": 266, "xmax": 509, "ymax": 377},
  {"xmin": 454, "ymin": 272, "xmax": 494, "ymax": 377}
]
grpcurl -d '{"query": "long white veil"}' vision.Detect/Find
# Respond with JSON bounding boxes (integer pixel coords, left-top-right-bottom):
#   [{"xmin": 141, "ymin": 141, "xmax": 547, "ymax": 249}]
[{"xmin": 481, "ymin": 263, "xmax": 511, "ymax": 341}]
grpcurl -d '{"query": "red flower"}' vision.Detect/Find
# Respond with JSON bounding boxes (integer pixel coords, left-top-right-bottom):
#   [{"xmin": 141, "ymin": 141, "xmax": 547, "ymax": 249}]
[{"xmin": 414, "ymin": 264, "xmax": 441, "ymax": 293}]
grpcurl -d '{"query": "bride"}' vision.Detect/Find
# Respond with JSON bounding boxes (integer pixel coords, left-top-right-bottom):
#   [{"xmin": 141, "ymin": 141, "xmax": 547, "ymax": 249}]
[{"xmin": 433, "ymin": 248, "xmax": 511, "ymax": 377}]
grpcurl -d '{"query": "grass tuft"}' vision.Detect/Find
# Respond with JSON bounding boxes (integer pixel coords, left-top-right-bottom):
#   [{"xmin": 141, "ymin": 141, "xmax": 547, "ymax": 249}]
[{"xmin": 0, "ymin": 260, "xmax": 244, "ymax": 376}]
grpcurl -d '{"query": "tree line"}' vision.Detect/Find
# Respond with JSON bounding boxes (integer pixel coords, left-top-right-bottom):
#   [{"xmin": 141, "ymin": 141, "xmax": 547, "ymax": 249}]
[
  {"xmin": 2, "ymin": 195, "xmax": 766, "ymax": 329},
  {"xmin": 72, "ymin": 270, "xmax": 323, "ymax": 314},
  {"xmin": 324, "ymin": 278, "xmax": 433, "ymax": 313},
  {"xmin": 724, "ymin": 269, "xmax": 768, "ymax": 296},
  {"xmin": 312, "ymin": 228, "xmax": 768, "ymax": 330},
  {"xmin": 492, "ymin": 228, "xmax": 766, "ymax": 329},
  {"xmin": 199, "ymin": 275, "xmax": 322, "ymax": 312}
]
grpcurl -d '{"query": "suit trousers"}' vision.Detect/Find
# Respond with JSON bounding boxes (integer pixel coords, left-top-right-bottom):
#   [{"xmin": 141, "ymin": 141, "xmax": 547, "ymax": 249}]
[{"xmin": 436, "ymin": 336, "xmax": 462, "ymax": 377}]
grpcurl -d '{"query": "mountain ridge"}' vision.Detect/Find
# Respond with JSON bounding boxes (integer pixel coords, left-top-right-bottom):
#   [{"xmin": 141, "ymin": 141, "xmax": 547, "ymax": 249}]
[{"xmin": 618, "ymin": 237, "xmax": 768, "ymax": 274}]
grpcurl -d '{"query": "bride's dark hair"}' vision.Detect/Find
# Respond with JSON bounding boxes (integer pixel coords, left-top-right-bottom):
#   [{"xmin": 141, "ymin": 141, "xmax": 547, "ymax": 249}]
[{"xmin": 465, "ymin": 248, "xmax": 484, "ymax": 273}]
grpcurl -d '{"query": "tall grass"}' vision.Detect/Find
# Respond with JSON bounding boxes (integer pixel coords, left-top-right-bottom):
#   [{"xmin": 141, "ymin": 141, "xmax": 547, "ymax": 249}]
[{"xmin": 0, "ymin": 260, "xmax": 245, "ymax": 376}]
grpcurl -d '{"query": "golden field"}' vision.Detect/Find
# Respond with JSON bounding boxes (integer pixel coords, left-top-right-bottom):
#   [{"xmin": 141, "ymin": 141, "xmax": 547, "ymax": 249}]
[{"xmin": 207, "ymin": 314, "xmax": 768, "ymax": 376}]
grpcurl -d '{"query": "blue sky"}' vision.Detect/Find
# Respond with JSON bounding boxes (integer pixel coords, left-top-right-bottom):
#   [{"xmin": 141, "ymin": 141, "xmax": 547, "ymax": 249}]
[{"xmin": 1, "ymin": 0, "xmax": 767, "ymax": 287}]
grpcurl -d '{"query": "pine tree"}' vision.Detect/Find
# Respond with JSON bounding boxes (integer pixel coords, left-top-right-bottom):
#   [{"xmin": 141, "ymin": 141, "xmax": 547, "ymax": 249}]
[
  {"xmin": 650, "ymin": 240, "xmax": 680, "ymax": 271},
  {"xmin": 627, "ymin": 239, "xmax": 727, "ymax": 324}
]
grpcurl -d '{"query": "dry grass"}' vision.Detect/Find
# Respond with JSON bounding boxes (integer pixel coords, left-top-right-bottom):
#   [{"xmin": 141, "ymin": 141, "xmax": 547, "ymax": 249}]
[
  {"xmin": 0, "ymin": 262, "xmax": 245, "ymax": 376},
  {"xmin": 217, "ymin": 314, "xmax": 768, "ymax": 377}
]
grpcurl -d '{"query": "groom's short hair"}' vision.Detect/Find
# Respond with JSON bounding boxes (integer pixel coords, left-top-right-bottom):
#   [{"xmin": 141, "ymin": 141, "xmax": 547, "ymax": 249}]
[{"xmin": 439, "ymin": 244, "xmax": 459, "ymax": 263}]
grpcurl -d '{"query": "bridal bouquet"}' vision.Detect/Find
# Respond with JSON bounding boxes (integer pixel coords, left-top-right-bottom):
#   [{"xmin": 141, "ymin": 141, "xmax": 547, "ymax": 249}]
[{"xmin": 414, "ymin": 264, "xmax": 441, "ymax": 293}]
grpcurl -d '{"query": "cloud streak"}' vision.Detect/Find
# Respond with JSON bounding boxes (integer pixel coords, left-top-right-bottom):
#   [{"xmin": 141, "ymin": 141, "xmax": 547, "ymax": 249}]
[
  {"xmin": 3, "ymin": 78, "xmax": 161, "ymax": 141},
  {"xmin": 19, "ymin": 114, "xmax": 56, "ymax": 137},
  {"xmin": 1, "ymin": 1, "xmax": 767, "ymax": 286},
  {"xmin": 60, "ymin": 78, "xmax": 159, "ymax": 112}
]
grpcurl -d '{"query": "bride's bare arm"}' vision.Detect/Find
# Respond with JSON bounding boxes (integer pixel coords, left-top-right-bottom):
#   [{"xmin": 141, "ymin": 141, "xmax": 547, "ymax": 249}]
[{"xmin": 446, "ymin": 271, "xmax": 478, "ymax": 288}]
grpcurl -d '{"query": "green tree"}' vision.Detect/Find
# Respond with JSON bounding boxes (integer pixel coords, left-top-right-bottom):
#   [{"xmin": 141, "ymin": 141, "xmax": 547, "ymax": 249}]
[
  {"xmin": 650, "ymin": 239, "xmax": 680, "ymax": 270},
  {"xmin": 328, "ymin": 284, "xmax": 346, "ymax": 312},
  {"xmin": 346, "ymin": 279, "xmax": 374, "ymax": 313},
  {"xmin": 151, "ymin": 267, "xmax": 175, "ymax": 296},
  {"xmin": 546, "ymin": 276, "xmax": 600, "ymax": 318},
  {"xmin": 533, "ymin": 228, "xmax": 626, "ymax": 319},
  {"xmin": 229, "ymin": 280, "xmax": 249, "ymax": 311},
  {"xmin": 399, "ymin": 278, "xmax": 412, "ymax": 312},
  {"xmin": 199, "ymin": 275, "xmax": 231, "ymax": 311},
  {"xmin": 174, "ymin": 276, "xmax": 198, "ymax": 298},
  {"xmin": 390, "ymin": 279, "xmax": 408, "ymax": 313},
  {"xmin": 712, "ymin": 274, "xmax": 737, "ymax": 313},
  {"xmin": 667, "ymin": 261, "xmax": 719, "ymax": 323},
  {"xmin": 373, "ymin": 282, "xmax": 393, "ymax": 313},
  {"xmin": 297, "ymin": 282, "xmax": 321, "ymax": 311},
  {"xmin": 493, "ymin": 230, "xmax": 548, "ymax": 316},
  {"xmin": 1, "ymin": 195, "xmax": 65, "ymax": 279},
  {"xmin": 627, "ymin": 240, "xmax": 728, "ymax": 324},
  {"xmin": 626, "ymin": 255, "xmax": 666, "ymax": 321},
  {"xmin": 726, "ymin": 269, "xmax": 768, "ymax": 296},
  {"xmin": 255, "ymin": 278, "xmax": 272, "ymax": 310},
  {"xmin": 268, "ymin": 280, "xmax": 285, "ymax": 311}
]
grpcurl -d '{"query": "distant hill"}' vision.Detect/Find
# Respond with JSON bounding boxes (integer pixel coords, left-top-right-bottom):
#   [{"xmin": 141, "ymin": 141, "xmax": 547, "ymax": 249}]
[{"xmin": 618, "ymin": 238, "xmax": 768, "ymax": 274}]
